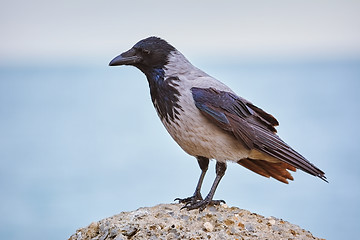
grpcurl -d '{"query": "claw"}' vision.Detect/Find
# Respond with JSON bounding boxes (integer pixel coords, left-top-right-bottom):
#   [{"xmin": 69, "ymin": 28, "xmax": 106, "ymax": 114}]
[
  {"xmin": 180, "ymin": 202, "xmax": 192, "ymax": 210},
  {"xmin": 181, "ymin": 199, "xmax": 225, "ymax": 212},
  {"xmin": 175, "ymin": 194, "xmax": 203, "ymax": 204}
]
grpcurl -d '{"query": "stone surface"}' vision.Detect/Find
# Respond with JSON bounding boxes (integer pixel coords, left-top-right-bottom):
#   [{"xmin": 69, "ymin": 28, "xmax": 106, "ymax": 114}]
[{"xmin": 68, "ymin": 203, "xmax": 324, "ymax": 240}]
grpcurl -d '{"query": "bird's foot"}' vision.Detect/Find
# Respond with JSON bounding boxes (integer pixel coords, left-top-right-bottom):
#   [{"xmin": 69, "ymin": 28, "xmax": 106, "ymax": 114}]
[
  {"xmin": 174, "ymin": 193, "xmax": 203, "ymax": 204},
  {"xmin": 180, "ymin": 198, "xmax": 225, "ymax": 212}
]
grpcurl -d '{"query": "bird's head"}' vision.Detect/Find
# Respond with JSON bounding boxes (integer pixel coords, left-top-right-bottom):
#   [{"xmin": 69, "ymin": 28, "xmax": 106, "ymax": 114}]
[{"xmin": 109, "ymin": 36, "xmax": 176, "ymax": 73}]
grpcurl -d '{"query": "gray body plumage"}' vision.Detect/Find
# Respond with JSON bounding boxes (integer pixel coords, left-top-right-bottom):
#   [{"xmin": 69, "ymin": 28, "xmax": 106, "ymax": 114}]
[{"xmin": 159, "ymin": 51, "xmax": 250, "ymax": 162}]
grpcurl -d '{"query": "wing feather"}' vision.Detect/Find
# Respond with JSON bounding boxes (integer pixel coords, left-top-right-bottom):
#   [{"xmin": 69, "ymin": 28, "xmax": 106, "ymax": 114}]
[{"xmin": 191, "ymin": 87, "xmax": 327, "ymax": 182}]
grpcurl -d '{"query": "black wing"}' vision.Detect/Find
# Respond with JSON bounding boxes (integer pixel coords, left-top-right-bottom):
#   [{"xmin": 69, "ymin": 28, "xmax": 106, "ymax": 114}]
[{"xmin": 192, "ymin": 87, "xmax": 327, "ymax": 183}]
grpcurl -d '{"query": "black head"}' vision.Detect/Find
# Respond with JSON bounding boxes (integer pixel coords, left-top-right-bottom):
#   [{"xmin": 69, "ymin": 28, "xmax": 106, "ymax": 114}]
[{"xmin": 109, "ymin": 37, "xmax": 176, "ymax": 72}]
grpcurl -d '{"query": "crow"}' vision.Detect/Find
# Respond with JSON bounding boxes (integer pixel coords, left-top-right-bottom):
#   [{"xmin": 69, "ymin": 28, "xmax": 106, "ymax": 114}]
[{"xmin": 109, "ymin": 36, "xmax": 327, "ymax": 211}]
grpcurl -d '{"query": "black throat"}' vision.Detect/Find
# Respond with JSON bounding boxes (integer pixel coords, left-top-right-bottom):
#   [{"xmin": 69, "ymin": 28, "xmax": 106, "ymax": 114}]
[{"xmin": 141, "ymin": 66, "xmax": 183, "ymax": 124}]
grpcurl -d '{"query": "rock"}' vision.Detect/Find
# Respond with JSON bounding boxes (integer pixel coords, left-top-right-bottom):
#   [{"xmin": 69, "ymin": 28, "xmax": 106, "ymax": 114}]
[
  {"xmin": 68, "ymin": 203, "xmax": 324, "ymax": 240},
  {"xmin": 268, "ymin": 218, "xmax": 276, "ymax": 225},
  {"xmin": 203, "ymin": 221, "xmax": 214, "ymax": 232}
]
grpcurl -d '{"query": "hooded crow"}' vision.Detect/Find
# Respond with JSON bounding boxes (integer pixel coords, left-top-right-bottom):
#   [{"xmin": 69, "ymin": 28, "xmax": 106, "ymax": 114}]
[{"xmin": 109, "ymin": 36, "xmax": 327, "ymax": 211}]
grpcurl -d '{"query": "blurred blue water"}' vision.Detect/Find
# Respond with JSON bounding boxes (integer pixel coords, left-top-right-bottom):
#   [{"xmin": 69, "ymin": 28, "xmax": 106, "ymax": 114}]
[{"xmin": 0, "ymin": 59, "xmax": 359, "ymax": 239}]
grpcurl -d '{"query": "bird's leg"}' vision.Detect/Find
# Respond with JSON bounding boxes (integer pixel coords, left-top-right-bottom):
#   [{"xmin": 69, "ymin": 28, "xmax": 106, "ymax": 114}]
[
  {"xmin": 182, "ymin": 161, "xmax": 227, "ymax": 211},
  {"xmin": 175, "ymin": 156, "xmax": 209, "ymax": 204}
]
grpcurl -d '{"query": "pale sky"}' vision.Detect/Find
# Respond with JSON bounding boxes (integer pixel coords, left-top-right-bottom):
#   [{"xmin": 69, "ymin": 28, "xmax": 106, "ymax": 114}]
[{"xmin": 1, "ymin": 0, "xmax": 360, "ymax": 63}]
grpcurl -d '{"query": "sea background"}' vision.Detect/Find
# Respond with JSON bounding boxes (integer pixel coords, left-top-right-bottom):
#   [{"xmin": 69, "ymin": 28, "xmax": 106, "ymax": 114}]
[
  {"xmin": 1, "ymin": 58, "xmax": 359, "ymax": 240},
  {"xmin": 1, "ymin": 1, "xmax": 360, "ymax": 240}
]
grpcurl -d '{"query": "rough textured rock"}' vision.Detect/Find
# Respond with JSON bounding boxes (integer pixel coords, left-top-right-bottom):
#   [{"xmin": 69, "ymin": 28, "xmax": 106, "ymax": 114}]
[{"xmin": 68, "ymin": 203, "xmax": 324, "ymax": 240}]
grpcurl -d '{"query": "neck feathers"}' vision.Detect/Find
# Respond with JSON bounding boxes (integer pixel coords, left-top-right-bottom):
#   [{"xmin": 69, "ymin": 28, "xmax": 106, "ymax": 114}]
[{"xmin": 145, "ymin": 63, "xmax": 183, "ymax": 124}]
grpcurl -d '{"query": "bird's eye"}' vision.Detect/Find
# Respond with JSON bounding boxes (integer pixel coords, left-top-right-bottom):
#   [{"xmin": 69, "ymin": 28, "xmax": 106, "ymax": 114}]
[{"xmin": 142, "ymin": 49, "xmax": 151, "ymax": 55}]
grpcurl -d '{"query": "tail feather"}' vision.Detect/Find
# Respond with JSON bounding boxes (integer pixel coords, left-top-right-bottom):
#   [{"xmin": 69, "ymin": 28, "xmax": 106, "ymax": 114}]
[{"xmin": 238, "ymin": 158, "xmax": 296, "ymax": 184}]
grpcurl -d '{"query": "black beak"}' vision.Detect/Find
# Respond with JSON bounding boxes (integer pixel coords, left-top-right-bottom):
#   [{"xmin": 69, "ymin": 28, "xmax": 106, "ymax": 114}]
[{"xmin": 109, "ymin": 48, "xmax": 142, "ymax": 66}]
